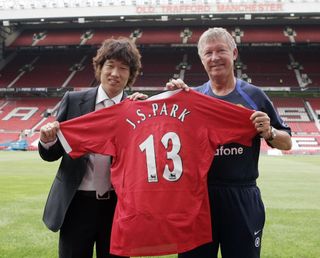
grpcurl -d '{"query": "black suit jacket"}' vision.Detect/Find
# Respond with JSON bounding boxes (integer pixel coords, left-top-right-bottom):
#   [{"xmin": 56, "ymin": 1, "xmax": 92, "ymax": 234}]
[{"xmin": 38, "ymin": 87, "xmax": 127, "ymax": 232}]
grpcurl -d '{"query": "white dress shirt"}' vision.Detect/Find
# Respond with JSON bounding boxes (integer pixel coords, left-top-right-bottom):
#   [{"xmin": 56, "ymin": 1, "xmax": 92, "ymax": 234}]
[
  {"xmin": 41, "ymin": 85, "xmax": 123, "ymax": 193},
  {"xmin": 78, "ymin": 85, "xmax": 123, "ymax": 192}
]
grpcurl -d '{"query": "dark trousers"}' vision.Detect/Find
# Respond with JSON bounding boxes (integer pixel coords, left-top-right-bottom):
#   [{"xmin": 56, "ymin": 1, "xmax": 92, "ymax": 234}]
[
  {"xmin": 179, "ymin": 184, "xmax": 265, "ymax": 258},
  {"xmin": 59, "ymin": 191, "xmax": 128, "ymax": 258}
]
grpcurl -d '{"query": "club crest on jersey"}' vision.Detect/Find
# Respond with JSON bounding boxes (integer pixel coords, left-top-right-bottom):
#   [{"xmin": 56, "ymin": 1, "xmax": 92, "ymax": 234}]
[{"xmin": 126, "ymin": 102, "xmax": 191, "ymax": 129}]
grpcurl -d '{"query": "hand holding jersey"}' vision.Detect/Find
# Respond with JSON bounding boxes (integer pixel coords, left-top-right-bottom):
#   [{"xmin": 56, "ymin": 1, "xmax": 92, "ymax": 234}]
[
  {"xmin": 167, "ymin": 78, "xmax": 291, "ymax": 152},
  {"xmin": 167, "ymin": 27, "xmax": 291, "ymax": 258},
  {"xmin": 167, "ymin": 81, "xmax": 274, "ymax": 137},
  {"xmin": 40, "ymin": 121, "xmax": 60, "ymax": 144},
  {"xmin": 56, "ymin": 89, "xmax": 257, "ymax": 257},
  {"xmin": 39, "ymin": 37, "xmax": 142, "ymax": 258}
]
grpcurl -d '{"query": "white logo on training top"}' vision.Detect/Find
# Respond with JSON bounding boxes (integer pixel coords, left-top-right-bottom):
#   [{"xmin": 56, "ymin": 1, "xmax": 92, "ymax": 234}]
[
  {"xmin": 254, "ymin": 230, "xmax": 261, "ymax": 235},
  {"xmin": 255, "ymin": 237, "xmax": 260, "ymax": 247}
]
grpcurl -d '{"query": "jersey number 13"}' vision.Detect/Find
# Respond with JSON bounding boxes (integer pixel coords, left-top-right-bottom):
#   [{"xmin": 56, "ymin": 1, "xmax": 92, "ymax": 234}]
[{"xmin": 139, "ymin": 132, "xmax": 183, "ymax": 183}]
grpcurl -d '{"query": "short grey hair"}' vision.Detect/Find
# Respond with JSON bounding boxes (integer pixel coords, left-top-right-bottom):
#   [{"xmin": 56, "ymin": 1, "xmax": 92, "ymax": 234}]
[{"xmin": 198, "ymin": 27, "xmax": 237, "ymax": 57}]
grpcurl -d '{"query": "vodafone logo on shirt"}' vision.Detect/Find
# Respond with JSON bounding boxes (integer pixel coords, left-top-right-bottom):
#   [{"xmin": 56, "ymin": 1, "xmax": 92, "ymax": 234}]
[{"xmin": 215, "ymin": 145, "xmax": 244, "ymax": 156}]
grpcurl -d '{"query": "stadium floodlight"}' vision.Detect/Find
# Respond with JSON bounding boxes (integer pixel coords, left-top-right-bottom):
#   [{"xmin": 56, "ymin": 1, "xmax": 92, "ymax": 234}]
[
  {"xmin": 2, "ymin": 20, "xmax": 10, "ymax": 26},
  {"xmin": 78, "ymin": 17, "xmax": 85, "ymax": 23}
]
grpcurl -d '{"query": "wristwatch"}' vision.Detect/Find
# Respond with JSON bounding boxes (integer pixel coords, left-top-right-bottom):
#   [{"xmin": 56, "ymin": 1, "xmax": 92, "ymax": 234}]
[{"xmin": 267, "ymin": 126, "xmax": 276, "ymax": 142}]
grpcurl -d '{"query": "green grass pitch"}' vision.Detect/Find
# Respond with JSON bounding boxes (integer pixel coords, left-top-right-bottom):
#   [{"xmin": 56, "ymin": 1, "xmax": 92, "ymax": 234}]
[{"xmin": 0, "ymin": 151, "xmax": 319, "ymax": 258}]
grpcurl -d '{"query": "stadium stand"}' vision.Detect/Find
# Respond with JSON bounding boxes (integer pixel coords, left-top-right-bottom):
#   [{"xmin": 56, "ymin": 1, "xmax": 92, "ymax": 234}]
[
  {"xmin": 239, "ymin": 26, "xmax": 289, "ymax": 44},
  {"xmin": 0, "ymin": 132, "xmax": 19, "ymax": 143},
  {"xmin": 183, "ymin": 50, "xmax": 208, "ymax": 86},
  {"xmin": 307, "ymin": 97, "xmax": 320, "ymax": 113},
  {"xmin": 0, "ymin": 0, "xmax": 319, "ymax": 153},
  {"xmin": 239, "ymin": 51, "xmax": 298, "ymax": 87},
  {"xmin": 271, "ymin": 97, "xmax": 319, "ymax": 134},
  {"xmin": 13, "ymin": 53, "xmax": 83, "ymax": 88},
  {"xmin": 86, "ymin": 27, "xmax": 135, "ymax": 45},
  {"xmin": 292, "ymin": 51, "xmax": 320, "ymax": 87},
  {"xmin": 0, "ymin": 54, "xmax": 37, "ymax": 88},
  {"xmin": 137, "ymin": 27, "xmax": 184, "ymax": 45},
  {"xmin": 67, "ymin": 54, "xmax": 97, "ymax": 88},
  {"xmin": 134, "ymin": 49, "xmax": 186, "ymax": 89},
  {"xmin": 10, "ymin": 29, "xmax": 84, "ymax": 47},
  {"xmin": 0, "ymin": 97, "xmax": 59, "ymax": 132},
  {"xmin": 293, "ymin": 25, "xmax": 320, "ymax": 43},
  {"xmin": 0, "ymin": 96, "xmax": 59, "ymax": 149},
  {"xmin": 0, "ymin": 52, "xmax": 96, "ymax": 88}
]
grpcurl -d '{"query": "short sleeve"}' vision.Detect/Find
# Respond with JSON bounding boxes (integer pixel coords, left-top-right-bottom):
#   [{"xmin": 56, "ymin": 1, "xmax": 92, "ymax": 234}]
[
  {"xmin": 192, "ymin": 90, "xmax": 257, "ymax": 147},
  {"xmin": 57, "ymin": 104, "xmax": 121, "ymax": 158}
]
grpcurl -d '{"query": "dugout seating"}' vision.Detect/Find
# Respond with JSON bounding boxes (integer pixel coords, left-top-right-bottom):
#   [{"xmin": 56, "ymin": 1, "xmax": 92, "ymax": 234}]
[
  {"xmin": 25, "ymin": 131, "xmax": 41, "ymax": 149},
  {"xmin": 0, "ymin": 132, "xmax": 19, "ymax": 144},
  {"xmin": 0, "ymin": 131, "xmax": 40, "ymax": 150}
]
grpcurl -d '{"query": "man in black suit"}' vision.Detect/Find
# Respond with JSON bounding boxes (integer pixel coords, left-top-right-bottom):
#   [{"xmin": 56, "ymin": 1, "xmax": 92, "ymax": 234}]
[{"xmin": 38, "ymin": 37, "xmax": 142, "ymax": 258}]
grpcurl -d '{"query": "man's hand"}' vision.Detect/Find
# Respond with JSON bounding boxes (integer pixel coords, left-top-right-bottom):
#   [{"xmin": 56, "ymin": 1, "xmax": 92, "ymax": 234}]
[
  {"xmin": 40, "ymin": 121, "xmax": 60, "ymax": 144},
  {"xmin": 166, "ymin": 78, "xmax": 190, "ymax": 91},
  {"xmin": 250, "ymin": 111, "xmax": 272, "ymax": 139},
  {"xmin": 127, "ymin": 92, "xmax": 148, "ymax": 101}
]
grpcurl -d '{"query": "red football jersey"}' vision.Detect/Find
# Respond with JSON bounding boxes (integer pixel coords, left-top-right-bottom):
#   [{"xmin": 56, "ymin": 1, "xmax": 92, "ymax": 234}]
[{"xmin": 57, "ymin": 89, "xmax": 257, "ymax": 256}]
